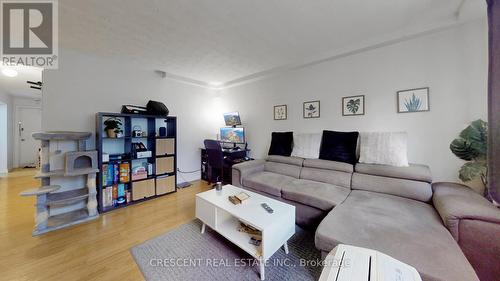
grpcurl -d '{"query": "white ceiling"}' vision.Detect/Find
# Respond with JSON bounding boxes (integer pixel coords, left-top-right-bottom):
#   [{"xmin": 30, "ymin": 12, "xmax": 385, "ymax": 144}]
[
  {"xmin": 28, "ymin": 0, "xmax": 489, "ymax": 89},
  {"xmin": 0, "ymin": 65, "xmax": 43, "ymax": 98}
]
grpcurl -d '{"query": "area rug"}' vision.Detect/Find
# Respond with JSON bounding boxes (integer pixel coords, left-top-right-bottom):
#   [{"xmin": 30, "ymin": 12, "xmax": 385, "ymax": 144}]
[{"xmin": 130, "ymin": 219, "xmax": 323, "ymax": 281}]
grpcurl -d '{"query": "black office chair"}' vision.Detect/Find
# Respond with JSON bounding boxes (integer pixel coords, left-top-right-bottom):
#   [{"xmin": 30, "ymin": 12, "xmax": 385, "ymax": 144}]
[{"xmin": 203, "ymin": 139, "xmax": 232, "ymax": 184}]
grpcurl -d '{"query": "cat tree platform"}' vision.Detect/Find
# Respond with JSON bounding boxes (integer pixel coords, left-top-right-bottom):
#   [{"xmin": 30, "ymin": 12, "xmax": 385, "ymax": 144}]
[{"xmin": 20, "ymin": 131, "xmax": 99, "ymax": 236}]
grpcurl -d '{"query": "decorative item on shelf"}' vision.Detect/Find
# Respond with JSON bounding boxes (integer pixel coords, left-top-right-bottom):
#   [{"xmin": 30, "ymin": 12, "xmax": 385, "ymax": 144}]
[
  {"xmin": 274, "ymin": 104, "xmax": 287, "ymax": 120},
  {"xmin": 159, "ymin": 126, "xmax": 167, "ymax": 137},
  {"xmin": 450, "ymin": 119, "xmax": 489, "ymax": 196},
  {"xmin": 104, "ymin": 117, "xmax": 123, "ymax": 138},
  {"xmin": 147, "ymin": 163, "xmax": 153, "ymax": 175},
  {"xmin": 132, "ymin": 125, "xmax": 145, "ymax": 137},
  {"xmin": 397, "ymin": 87, "xmax": 430, "ymax": 113},
  {"xmin": 121, "ymin": 104, "xmax": 148, "ymax": 115},
  {"xmin": 133, "ymin": 142, "xmax": 152, "ymax": 159},
  {"xmin": 303, "ymin": 100, "xmax": 320, "ymax": 118},
  {"xmin": 102, "ymin": 153, "xmax": 109, "ymax": 162},
  {"xmin": 228, "ymin": 191, "xmax": 250, "ymax": 205},
  {"xmin": 342, "ymin": 95, "xmax": 365, "ymax": 116},
  {"xmin": 132, "ymin": 166, "xmax": 148, "ymax": 181},
  {"xmin": 126, "ymin": 191, "xmax": 131, "ymax": 203}
]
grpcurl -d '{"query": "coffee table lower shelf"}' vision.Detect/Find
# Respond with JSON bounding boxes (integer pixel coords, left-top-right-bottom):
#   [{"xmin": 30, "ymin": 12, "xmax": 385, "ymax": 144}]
[{"xmin": 196, "ymin": 185, "xmax": 295, "ymax": 280}]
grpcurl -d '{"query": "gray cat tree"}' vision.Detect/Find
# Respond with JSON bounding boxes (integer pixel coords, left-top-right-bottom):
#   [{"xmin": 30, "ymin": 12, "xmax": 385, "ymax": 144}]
[{"xmin": 20, "ymin": 132, "xmax": 99, "ymax": 236}]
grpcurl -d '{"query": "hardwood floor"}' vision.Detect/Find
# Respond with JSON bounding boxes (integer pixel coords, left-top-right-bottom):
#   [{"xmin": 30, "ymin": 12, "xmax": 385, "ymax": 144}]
[{"xmin": 0, "ymin": 169, "xmax": 211, "ymax": 281}]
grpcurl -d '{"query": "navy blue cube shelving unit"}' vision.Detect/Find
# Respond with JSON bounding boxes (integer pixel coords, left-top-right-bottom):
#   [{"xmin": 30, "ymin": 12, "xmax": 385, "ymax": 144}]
[{"xmin": 95, "ymin": 112, "xmax": 177, "ymax": 213}]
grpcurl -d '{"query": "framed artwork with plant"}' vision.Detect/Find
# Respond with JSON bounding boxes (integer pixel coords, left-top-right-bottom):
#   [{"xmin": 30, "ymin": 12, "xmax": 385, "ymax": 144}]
[
  {"xmin": 274, "ymin": 105, "xmax": 287, "ymax": 120},
  {"xmin": 397, "ymin": 87, "xmax": 429, "ymax": 113},
  {"xmin": 342, "ymin": 95, "xmax": 365, "ymax": 116},
  {"xmin": 450, "ymin": 119, "xmax": 488, "ymax": 196},
  {"xmin": 103, "ymin": 117, "xmax": 123, "ymax": 138},
  {"xmin": 303, "ymin": 100, "xmax": 320, "ymax": 118}
]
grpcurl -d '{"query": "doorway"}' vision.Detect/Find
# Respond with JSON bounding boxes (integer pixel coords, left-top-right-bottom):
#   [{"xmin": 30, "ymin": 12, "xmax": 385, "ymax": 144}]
[{"xmin": 15, "ymin": 106, "xmax": 41, "ymax": 168}]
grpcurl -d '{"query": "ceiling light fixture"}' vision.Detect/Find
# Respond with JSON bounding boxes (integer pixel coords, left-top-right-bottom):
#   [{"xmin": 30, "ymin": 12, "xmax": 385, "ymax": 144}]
[
  {"xmin": 2, "ymin": 68, "xmax": 18, "ymax": 77},
  {"xmin": 209, "ymin": 81, "xmax": 223, "ymax": 87}
]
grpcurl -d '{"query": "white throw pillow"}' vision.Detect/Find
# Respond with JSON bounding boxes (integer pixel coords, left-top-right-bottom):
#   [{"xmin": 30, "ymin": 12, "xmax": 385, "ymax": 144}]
[
  {"xmin": 359, "ymin": 132, "xmax": 409, "ymax": 167},
  {"xmin": 291, "ymin": 133, "xmax": 321, "ymax": 159}
]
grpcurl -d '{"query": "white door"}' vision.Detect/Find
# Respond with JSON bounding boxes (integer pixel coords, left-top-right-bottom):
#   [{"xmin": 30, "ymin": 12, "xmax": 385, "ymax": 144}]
[{"xmin": 17, "ymin": 107, "xmax": 42, "ymax": 167}]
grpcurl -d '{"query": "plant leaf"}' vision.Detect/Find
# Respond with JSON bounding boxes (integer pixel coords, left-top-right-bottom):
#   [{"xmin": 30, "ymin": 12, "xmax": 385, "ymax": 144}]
[
  {"xmin": 459, "ymin": 162, "xmax": 487, "ymax": 182},
  {"xmin": 450, "ymin": 138, "xmax": 477, "ymax": 161}
]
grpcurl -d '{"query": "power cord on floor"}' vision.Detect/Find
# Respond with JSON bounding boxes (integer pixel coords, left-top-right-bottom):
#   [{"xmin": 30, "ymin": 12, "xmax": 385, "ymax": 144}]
[
  {"xmin": 177, "ymin": 168, "xmax": 201, "ymax": 174},
  {"xmin": 176, "ymin": 168, "xmax": 201, "ymax": 188}
]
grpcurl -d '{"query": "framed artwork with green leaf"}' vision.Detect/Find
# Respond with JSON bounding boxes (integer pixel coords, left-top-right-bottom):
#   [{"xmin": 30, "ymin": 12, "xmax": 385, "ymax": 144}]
[
  {"xmin": 342, "ymin": 95, "xmax": 365, "ymax": 116},
  {"xmin": 397, "ymin": 87, "xmax": 429, "ymax": 113}
]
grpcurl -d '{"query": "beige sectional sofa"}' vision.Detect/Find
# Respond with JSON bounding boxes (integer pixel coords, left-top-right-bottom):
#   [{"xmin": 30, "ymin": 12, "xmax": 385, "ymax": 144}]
[{"xmin": 232, "ymin": 155, "xmax": 500, "ymax": 281}]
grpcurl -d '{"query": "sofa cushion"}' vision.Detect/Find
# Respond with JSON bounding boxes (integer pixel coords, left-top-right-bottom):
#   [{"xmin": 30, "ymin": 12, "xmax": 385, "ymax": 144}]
[
  {"xmin": 315, "ymin": 190, "xmax": 479, "ymax": 281},
  {"xmin": 268, "ymin": 132, "xmax": 294, "ymax": 156},
  {"xmin": 355, "ymin": 163, "xmax": 432, "ymax": 183},
  {"xmin": 264, "ymin": 161, "xmax": 301, "ymax": 178},
  {"xmin": 352, "ymin": 173, "xmax": 432, "ymax": 202},
  {"xmin": 358, "ymin": 131, "xmax": 409, "ymax": 167},
  {"xmin": 319, "ymin": 130, "xmax": 359, "ymax": 164},
  {"xmin": 300, "ymin": 167, "xmax": 351, "ymax": 189},
  {"xmin": 291, "ymin": 133, "xmax": 321, "ymax": 159},
  {"xmin": 241, "ymin": 171, "xmax": 294, "ymax": 197},
  {"xmin": 281, "ymin": 179, "xmax": 350, "ymax": 211},
  {"xmin": 266, "ymin": 155, "xmax": 304, "ymax": 167},
  {"xmin": 303, "ymin": 158, "xmax": 353, "ymax": 173}
]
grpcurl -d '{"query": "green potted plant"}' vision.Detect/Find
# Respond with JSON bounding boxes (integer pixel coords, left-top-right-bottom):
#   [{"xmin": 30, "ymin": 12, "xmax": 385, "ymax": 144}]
[
  {"xmin": 450, "ymin": 119, "xmax": 488, "ymax": 196},
  {"xmin": 104, "ymin": 117, "xmax": 123, "ymax": 138}
]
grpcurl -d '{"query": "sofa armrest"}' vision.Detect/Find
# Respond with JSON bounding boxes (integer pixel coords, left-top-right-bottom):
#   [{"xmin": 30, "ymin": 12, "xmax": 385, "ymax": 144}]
[
  {"xmin": 432, "ymin": 182, "xmax": 500, "ymax": 240},
  {"xmin": 432, "ymin": 182, "xmax": 500, "ymax": 280},
  {"xmin": 231, "ymin": 160, "xmax": 265, "ymax": 187}
]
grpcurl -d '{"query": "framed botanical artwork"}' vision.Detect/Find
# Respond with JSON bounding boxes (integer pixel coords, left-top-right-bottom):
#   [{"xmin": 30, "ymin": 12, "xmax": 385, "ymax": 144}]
[
  {"xmin": 397, "ymin": 87, "xmax": 430, "ymax": 113},
  {"xmin": 342, "ymin": 95, "xmax": 365, "ymax": 116},
  {"xmin": 303, "ymin": 100, "xmax": 320, "ymax": 118},
  {"xmin": 274, "ymin": 105, "xmax": 287, "ymax": 120}
]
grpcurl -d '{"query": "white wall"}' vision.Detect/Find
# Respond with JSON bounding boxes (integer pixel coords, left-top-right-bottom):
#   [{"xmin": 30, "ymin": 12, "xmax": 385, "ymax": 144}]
[
  {"xmin": 42, "ymin": 49, "xmax": 223, "ymax": 182},
  {"xmin": 0, "ymin": 90, "xmax": 13, "ymax": 172},
  {"xmin": 220, "ymin": 20, "xmax": 488, "ymax": 182}
]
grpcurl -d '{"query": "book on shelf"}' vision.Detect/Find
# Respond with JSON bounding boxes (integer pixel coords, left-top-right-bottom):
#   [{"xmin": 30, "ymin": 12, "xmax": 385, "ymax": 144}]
[
  {"xmin": 103, "ymin": 186, "xmax": 113, "ymax": 207},
  {"xmin": 102, "ymin": 164, "xmax": 108, "ymax": 185},
  {"xmin": 113, "ymin": 163, "xmax": 119, "ymax": 184},
  {"xmin": 112, "ymin": 185, "xmax": 118, "ymax": 206},
  {"xmin": 103, "ymin": 162, "xmax": 130, "ymax": 185},
  {"xmin": 119, "ymin": 163, "xmax": 130, "ymax": 183},
  {"xmin": 237, "ymin": 221, "xmax": 261, "ymax": 236}
]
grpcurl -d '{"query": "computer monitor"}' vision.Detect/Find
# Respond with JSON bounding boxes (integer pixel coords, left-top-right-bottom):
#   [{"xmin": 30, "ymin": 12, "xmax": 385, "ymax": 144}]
[
  {"xmin": 223, "ymin": 112, "xmax": 242, "ymax": 127},
  {"xmin": 220, "ymin": 127, "xmax": 245, "ymax": 144}
]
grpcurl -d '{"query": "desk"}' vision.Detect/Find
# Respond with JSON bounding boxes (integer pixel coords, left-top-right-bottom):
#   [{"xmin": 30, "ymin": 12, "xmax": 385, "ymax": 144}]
[{"xmin": 200, "ymin": 148, "xmax": 251, "ymax": 184}]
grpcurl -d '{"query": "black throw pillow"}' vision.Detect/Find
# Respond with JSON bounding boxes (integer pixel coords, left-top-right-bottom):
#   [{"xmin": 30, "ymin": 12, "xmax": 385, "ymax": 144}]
[
  {"xmin": 319, "ymin": 130, "xmax": 359, "ymax": 164},
  {"xmin": 268, "ymin": 132, "xmax": 294, "ymax": 156}
]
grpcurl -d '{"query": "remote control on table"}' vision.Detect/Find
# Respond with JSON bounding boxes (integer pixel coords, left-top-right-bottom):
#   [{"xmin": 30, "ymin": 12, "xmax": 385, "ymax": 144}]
[{"xmin": 261, "ymin": 203, "xmax": 274, "ymax": 213}]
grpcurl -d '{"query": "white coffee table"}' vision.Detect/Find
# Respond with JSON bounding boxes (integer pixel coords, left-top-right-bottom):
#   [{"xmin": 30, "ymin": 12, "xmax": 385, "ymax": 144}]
[{"xmin": 196, "ymin": 184, "xmax": 295, "ymax": 280}]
